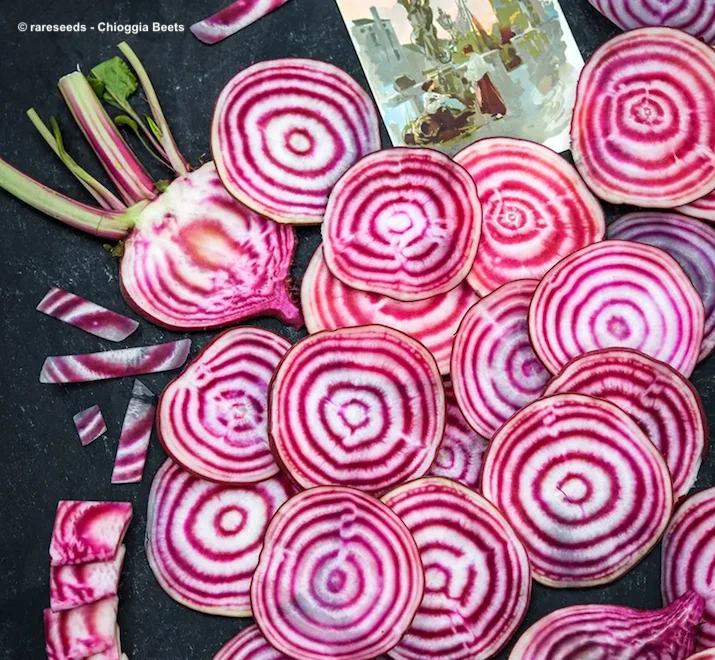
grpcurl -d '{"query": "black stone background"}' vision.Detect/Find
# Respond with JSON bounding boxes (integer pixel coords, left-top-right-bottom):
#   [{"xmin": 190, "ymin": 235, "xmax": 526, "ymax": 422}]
[{"xmin": 0, "ymin": 1, "xmax": 712, "ymax": 658}]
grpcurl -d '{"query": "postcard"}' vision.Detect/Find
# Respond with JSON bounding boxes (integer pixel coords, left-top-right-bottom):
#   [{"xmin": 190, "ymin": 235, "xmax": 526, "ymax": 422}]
[{"xmin": 334, "ymin": 0, "xmax": 585, "ymax": 155}]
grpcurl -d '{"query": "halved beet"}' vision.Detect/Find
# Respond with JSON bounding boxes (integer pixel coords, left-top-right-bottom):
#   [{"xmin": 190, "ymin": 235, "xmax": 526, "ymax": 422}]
[
  {"xmin": 481, "ymin": 394, "xmax": 673, "ymax": 587},
  {"xmin": 158, "ymin": 327, "xmax": 290, "ymax": 484},
  {"xmin": 588, "ymin": 0, "xmax": 715, "ymax": 43},
  {"xmin": 37, "ymin": 288, "xmax": 139, "ymax": 342},
  {"xmin": 427, "ymin": 381, "xmax": 488, "ymax": 489},
  {"xmin": 44, "ymin": 597, "xmax": 118, "ymax": 660},
  {"xmin": 454, "ymin": 137, "xmax": 605, "ymax": 295},
  {"xmin": 679, "ymin": 193, "xmax": 715, "ymax": 223},
  {"xmin": 571, "ymin": 28, "xmax": 715, "ymax": 207},
  {"xmin": 145, "ymin": 459, "xmax": 295, "ymax": 616},
  {"xmin": 268, "ymin": 325, "xmax": 445, "ymax": 494},
  {"xmin": 545, "ymin": 349, "xmax": 706, "ymax": 501},
  {"xmin": 322, "ymin": 148, "xmax": 481, "ymax": 301},
  {"xmin": 191, "ymin": 0, "xmax": 292, "ymax": 45},
  {"xmin": 40, "ymin": 340, "xmax": 191, "ymax": 384},
  {"xmin": 451, "ymin": 280, "xmax": 550, "ymax": 439},
  {"xmin": 608, "ymin": 211, "xmax": 715, "ymax": 361},
  {"xmin": 212, "ymin": 58, "xmax": 380, "ymax": 225},
  {"xmin": 73, "ymin": 405, "xmax": 107, "ymax": 447},
  {"xmin": 251, "ymin": 486, "xmax": 424, "ymax": 660},
  {"xmin": 120, "ymin": 163, "xmax": 301, "ymax": 330},
  {"xmin": 112, "ymin": 380, "xmax": 156, "ymax": 485},
  {"xmin": 509, "ymin": 592, "xmax": 704, "ymax": 660},
  {"xmin": 529, "ymin": 241, "xmax": 705, "ymax": 377},
  {"xmin": 301, "ymin": 245, "xmax": 477, "ymax": 375},
  {"xmin": 50, "ymin": 546, "xmax": 126, "ymax": 612},
  {"xmin": 662, "ymin": 486, "xmax": 715, "ymax": 649},
  {"xmin": 382, "ymin": 477, "xmax": 531, "ymax": 660},
  {"xmin": 213, "ymin": 625, "xmax": 289, "ymax": 659},
  {"xmin": 50, "ymin": 501, "xmax": 132, "ymax": 567}
]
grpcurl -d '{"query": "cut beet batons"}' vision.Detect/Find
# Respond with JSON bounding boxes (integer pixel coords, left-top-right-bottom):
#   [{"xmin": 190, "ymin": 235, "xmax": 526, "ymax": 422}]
[
  {"xmin": 112, "ymin": 381, "xmax": 156, "ymax": 485},
  {"xmin": 191, "ymin": 0, "xmax": 292, "ymax": 45},
  {"xmin": 49, "ymin": 501, "xmax": 132, "ymax": 566},
  {"xmin": 73, "ymin": 405, "xmax": 107, "ymax": 447},
  {"xmin": 44, "ymin": 597, "xmax": 118, "ymax": 660}
]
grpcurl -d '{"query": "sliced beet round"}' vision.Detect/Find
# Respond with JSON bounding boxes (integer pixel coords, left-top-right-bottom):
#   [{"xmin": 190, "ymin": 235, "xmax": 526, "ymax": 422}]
[
  {"xmin": 545, "ymin": 349, "xmax": 706, "ymax": 501},
  {"xmin": 481, "ymin": 394, "xmax": 673, "ymax": 587},
  {"xmin": 529, "ymin": 240, "xmax": 705, "ymax": 377},
  {"xmin": 382, "ymin": 477, "xmax": 531, "ymax": 660},
  {"xmin": 213, "ymin": 625, "xmax": 289, "ymax": 660},
  {"xmin": 212, "ymin": 58, "xmax": 380, "ymax": 224},
  {"xmin": 509, "ymin": 592, "xmax": 704, "ymax": 660},
  {"xmin": 608, "ymin": 211, "xmax": 715, "ymax": 362},
  {"xmin": 571, "ymin": 28, "xmax": 715, "ymax": 207},
  {"xmin": 268, "ymin": 325, "xmax": 445, "ymax": 494},
  {"xmin": 321, "ymin": 148, "xmax": 481, "ymax": 301},
  {"xmin": 454, "ymin": 137, "xmax": 605, "ymax": 295},
  {"xmin": 121, "ymin": 162, "xmax": 301, "ymax": 330},
  {"xmin": 662, "ymin": 486, "xmax": 715, "ymax": 649},
  {"xmin": 588, "ymin": 0, "xmax": 715, "ymax": 43},
  {"xmin": 251, "ymin": 486, "xmax": 424, "ymax": 660},
  {"xmin": 301, "ymin": 245, "xmax": 478, "ymax": 375},
  {"xmin": 679, "ymin": 192, "xmax": 715, "ymax": 223},
  {"xmin": 145, "ymin": 459, "xmax": 295, "ymax": 616},
  {"xmin": 427, "ymin": 381, "xmax": 488, "ymax": 489},
  {"xmin": 158, "ymin": 327, "xmax": 291, "ymax": 484},
  {"xmin": 452, "ymin": 279, "xmax": 550, "ymax": 439}
]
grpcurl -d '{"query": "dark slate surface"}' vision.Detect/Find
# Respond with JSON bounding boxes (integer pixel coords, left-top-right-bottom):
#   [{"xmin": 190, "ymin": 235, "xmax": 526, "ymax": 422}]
[{"xmin": 0, "ymin": 1, "xmax": 712, "ymax": 658}]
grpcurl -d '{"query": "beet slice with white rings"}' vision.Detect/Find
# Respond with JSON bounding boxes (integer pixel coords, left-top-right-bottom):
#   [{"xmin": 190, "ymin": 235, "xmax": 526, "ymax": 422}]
[
  {"xmin": 120, "ymin": 162, "xmax": 301, "ymax": 330},
  {"xmin": 679, "ymin": 192, "xmax": 715, "ymax": 223},
  {"xmin": 451, "ymin": 279, "xmax": 550, "ymax": 439},
  {"xmin": 213, "ymin": 625, "xmax": 289, "ymax": 660},
  {"xmin": 545, "ymin": 349, "xmax": 707, "ymax": 501},
  {"xmin": 145, "ymin": 459, "xmax": 295, "ymax": 616},
  {"xmin": 301, "ymin": 245, "xmax": 478, "ymax": 375},
  {"xmin": 159, "ymin": 327, "xmax": 291, "ymax": 484},
  {"xmin": 481, "ymin": 394, "xmax": 673, "ymax": 587},
  {"xmin": 662, "ymin": 487, "xmax": 715, "ymax": 649},
  {"xmin": 268, "ymin": 325, "xmax": 445, "ymax": 494},
  {"xmin": 571, "ymin": 28, "xmax": 715, "ymax": 207},
  {"xmin": 608, "ymin": 212, "xmax": 715, "ymax": 362},
  {"xmin": 321, "ymin": 148, "xmax": 481, "ymax": 301},
  {"xmin": 453, "ymin": 137, "xmax": 605, "ymax": 295},
  {"xmin": 212, "ymin": 58, "xmax": 380, "ymax": 224},
  {"xmin": 251, "ymin": 486, "xmax": 425, "ymax": 660},
  {"xmin": 427, "ymin": 382, "xmax": 488, "ymax": 489},
  {"xmin": 529, "ymin": 240, "xmax": 705, "ymax": 377},
  {"xmin": 509, "ymin": 593, "xmax": 704, "ymax": 660},
  {"xmin": 382, "ymin": 477, "xmax": 531, "ymax": 660}
]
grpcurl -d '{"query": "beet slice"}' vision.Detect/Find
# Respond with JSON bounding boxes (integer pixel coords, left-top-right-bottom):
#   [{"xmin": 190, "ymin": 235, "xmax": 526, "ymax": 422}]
[
  {"xmin": 213, "ymin": 625, "xmax": 289, "ymax": 660},
  {"xmin": 588, "ymin": 0, "xmax": 715, "ymax": 43},
  {"xmin": 545, "ymin": 349, "xmax": 706, "ymax": 501},
  {"xmin": 301, "ymin": 245, "xmax": 477, "ymax": 375},
  {"xmin": 608, "ymin": 211, "xmax": 715, "ymax": 362},
  {"xmin": 322, "ymin": 148, "xmax": 481, "ymax": 301},
  {"xmin": 427, "ymin": 381, "xmax": 488, "ymax": 489},
  {"xmin": 73, "ymin": 405, "xmax": 107, "ymax": 447},
  {"xmin": 529, "ymin": 241, "xmax": 705, "ymax": 377},
  {"xmin": 111, "ymin": 380, "xmax": 156, "ymax": 484},
  {"xmin": 212, "ymin": 58, "xmax": 380, "ymax": 225},
  {"xmin": 382, "ymin": 477, "xmax": 531, "ymax": 660},
  {"xmin": 37, "ymin": 288, "xmax": 139, "ymax": 342},
  {"xmin": 663, "ymin": 486, "xmax": 715, "ymax": 649},
  {"xmin": 44, "ymin": 597, "xmax": 118, "ymax": 660},
  {"xmin": 509, "ymin": 592, "xmax": 703, "ymax": 660},
  {"xmin": 452, "ymin": 279, "xmax": 550, "ymax": 439},
  {"xmin": 120, "ymin": 162, "xmax": 301, "ymax": 330},
  {"xmin": 40, "ymin": 339, "xmax": 191, "ymax": 384},
  {"xmin": 481, "ymin": 394, "xmax": 673, "ymax": 587},
  {"xmin": 454, "ymin": 137, "xmax": 605, "ymax": 295},
  {"xmin": 688, "ymin": 652, "xmax": 715, "ymax": 660},
  {"xmin": 571, "ymin": 28, "xmax": 715, "ymax": 207},
  {"xmin": 679, "ymin": 193, "xmax": 715, "ymax": 223},
  {"xmin": 50, "ymin": 501, "xmax": 132, "ymax": 567},
  {"xmin": 251, "ymin": 486, "xmax": 424, "ymax": 660},
  {"xmin": 191, "ymin": 0, "xmax": 292, "ymax": 44},
  {"xmin": 145, "ymin": 459, "xmax": 295, "ymax": 616},
  {"xmin": 269, "ymin": 325, "xmax": 445, "ymax": 494},
  {"xmin": 158, "ymin": 327, "xmax": 290, "ymax": 484},
  {"xmin": 50, "ymin": 545, "xmax": 126, "ymax": 612}
]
